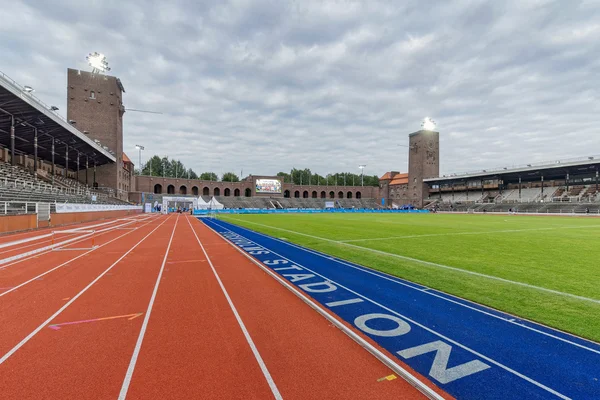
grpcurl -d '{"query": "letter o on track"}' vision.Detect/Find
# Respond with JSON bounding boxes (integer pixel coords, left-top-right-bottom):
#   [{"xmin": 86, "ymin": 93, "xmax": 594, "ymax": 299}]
[{"xmin": 354, "ymin": 313, "xmax": 411, "ymax": 337}]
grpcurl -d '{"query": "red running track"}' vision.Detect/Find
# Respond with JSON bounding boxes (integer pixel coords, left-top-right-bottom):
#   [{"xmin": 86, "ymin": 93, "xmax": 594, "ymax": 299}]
[{"xmin": 0, "ymin": 214, "xmax": 448, "ymax": 399}]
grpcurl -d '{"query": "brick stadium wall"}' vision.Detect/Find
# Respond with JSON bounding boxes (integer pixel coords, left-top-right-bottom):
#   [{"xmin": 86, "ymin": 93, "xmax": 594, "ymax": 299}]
[
  {"xmin": 67, "ymin": 68, "xmax": 129, "ymax": 200},
  {"xmin": 408, "ymin": 130, "xmax": 440, "ymax": 208},
  {"xmin": 50, "ymin": 209, "xmax": 142, "ymax": 227},
  {"xmin": 0, "ymin": 214, "xmax": 38, "ymax": 234},
  {"xmin": 134, "ymin": 175, "xmax": 379, "ymax": 200}
]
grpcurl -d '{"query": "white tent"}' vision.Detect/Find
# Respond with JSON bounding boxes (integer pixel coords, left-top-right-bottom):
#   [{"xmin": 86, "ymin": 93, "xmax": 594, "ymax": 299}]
[
  {"xmin": 195, "ymin": 196, "xmax": 210, "ymax": 209},
  {"xmin": 208, "ymin": 196, "xmax": 224, "ymax": 210}
]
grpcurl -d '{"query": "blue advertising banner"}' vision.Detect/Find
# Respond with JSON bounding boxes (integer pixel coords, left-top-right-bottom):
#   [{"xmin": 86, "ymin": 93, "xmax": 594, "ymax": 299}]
[{"xmin": 193, "ymin": 208, "xmax": 429, "ymax": 215}]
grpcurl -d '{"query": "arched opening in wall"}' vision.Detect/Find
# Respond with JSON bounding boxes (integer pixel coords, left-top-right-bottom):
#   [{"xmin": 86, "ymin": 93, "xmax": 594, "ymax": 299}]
[
  {"xmin": 338, "ymin": 191, "xmax": 344, "ymax": 199},
  {"xmin": 167, "ymin": 185, "xmax": 175, "ymax": 194},
  {"xmin": 312, "ymin": 191, "xmax": 317, "ymax": 198},
  {"xmin": 303, "ymin": 191, "xmax": 308, "ymax": 198},
  {"xmin": 329, "ymin": 191, "xmax": 334, "ymax": 199},
  {"xmin": 192, "ymin": 186, "xmax": 199, "ymax": 196},
  {"xmin": 179, "ymin": 185, "xmax": 187, "ymax": 195},
  {"xmin": 245, "ymin": 188, "xmax": 251, "ymax": 197},
  {"xmin": 203, "ymin": 187, "xmax": 209, "ymax": 196},
  {"xmin": 284, "ymin": 190, "xmax": 290, "ymax": 198},
  {"xmin": 153, "ymin": 184, "xmax": 162, "ymax": 194},
  {"xmin": 347, "ymin": 191, "xmax": 353, "ymax": 199},
  {"xmin": 356, "ymin": 191, "xmax": 362, "ymax": 199},
  {"xmin": 224, "ymin": 188, "xmax": 231, "ymax": 197},
  {"xmin": 320, "ymin": 191, "xmax": 326, "ymax": 198},
  {"xmin": 294, "ymin": 191, "xmax": 300, "ymax": 198},
  {"xmin": 234, "ymin": 188, "xmax": 240, "ymax": 197},
  {"xmin": 214, "ymin": 187, "xmax": 220, "ymax": 196}
]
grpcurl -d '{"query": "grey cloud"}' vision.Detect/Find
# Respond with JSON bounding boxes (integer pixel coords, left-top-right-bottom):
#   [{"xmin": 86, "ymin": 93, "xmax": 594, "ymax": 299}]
[{"xmin": 1, "ymin": 0, "xmax": 599, "ymax": 177}]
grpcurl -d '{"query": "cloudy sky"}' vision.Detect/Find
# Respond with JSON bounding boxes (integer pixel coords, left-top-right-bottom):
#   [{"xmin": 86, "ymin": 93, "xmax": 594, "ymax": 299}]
[{"xmin": 1, "ymin": 0, "xmax": 599, "ymax": 178}]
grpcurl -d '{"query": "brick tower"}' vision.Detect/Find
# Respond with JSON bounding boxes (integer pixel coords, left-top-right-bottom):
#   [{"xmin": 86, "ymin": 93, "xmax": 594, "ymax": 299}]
[
  {"xmin": 66, "ymin": 68, "xmax": 129, "ymax": 200},
  {"xmin": 407, "ymin": 129, "xmax": 439, "ymax": 207}
]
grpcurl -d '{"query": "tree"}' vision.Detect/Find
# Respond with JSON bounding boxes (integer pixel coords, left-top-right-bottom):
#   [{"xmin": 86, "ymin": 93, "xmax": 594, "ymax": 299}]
[
  {"xmin": 222, "ymin": 172, "xmax": 240, "ymax": 182},
  {"xmin": 140, "ymin": 155, "xmax": 199, "ymax": 178},
  {"xmin": 277, "ymin": 172, "xmax": 291, "ymax": 183},
  {"xmin": 200, "ymin": 172, "xmax": 219, "ymax": 181},
  {"xmin": 141, "ymin": 155, "xmax": 167, "ymax": 177}
]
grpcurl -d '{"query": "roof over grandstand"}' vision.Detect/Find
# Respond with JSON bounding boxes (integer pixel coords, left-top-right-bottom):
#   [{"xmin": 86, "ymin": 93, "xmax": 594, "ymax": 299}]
[
  {"xmin": 0, "ymin": 71, "xmax": 115, "ymax": 170},
  {"xmin": 424, "ymin": 155, "xmax": 600, "ymax": 185}
]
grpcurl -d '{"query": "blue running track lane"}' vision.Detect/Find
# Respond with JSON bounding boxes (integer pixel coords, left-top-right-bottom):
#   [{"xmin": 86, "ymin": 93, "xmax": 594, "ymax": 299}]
[{"xmin": 202, "ymin": 218, "xmax": 600, "ymax": 400}]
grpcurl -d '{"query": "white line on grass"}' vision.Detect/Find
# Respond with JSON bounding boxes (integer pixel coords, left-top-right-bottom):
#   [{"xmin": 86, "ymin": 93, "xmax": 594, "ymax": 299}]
[
  {"xmin": 0, "ymin": 215, "xmax": 171, "ymax": 366},
  {"xmin": 118, "ymin": 215, "xmax": 179, "ymax": 400},
  {"xmin": 186, "ymin": 217, "xmax": 283, "ymax": 400},
  {"xmin": 224, "ymin": 217, "xmax": 600, "ymax": 305},
  {"xmin": 0, "ymin": 217, "xmax": 158, "ymax": 298},
  {"xmin": 338, "ymin": 224, "xmax": 600, "ymax": 243},
  {"xmin": 210, "ymin": 220, "xmax": 570, "ymax": 400},
  {"xmin": 223, "ymin": 224, "xmax": 600, "ymax": 354}
]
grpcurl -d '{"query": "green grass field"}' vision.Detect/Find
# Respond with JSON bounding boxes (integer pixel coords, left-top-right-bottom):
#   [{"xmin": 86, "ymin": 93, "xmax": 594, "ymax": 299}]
[{"xmin": 218, "ymin": 213, "xmax": 600, "ymax": 342}]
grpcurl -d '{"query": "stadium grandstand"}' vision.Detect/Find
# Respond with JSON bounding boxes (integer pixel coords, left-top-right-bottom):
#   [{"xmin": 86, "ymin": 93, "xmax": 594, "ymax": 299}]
[
  {"xmin": 423, "ymin": 155, "xmax": 600, "ymax": 214},
  {"xmin": 2, "ymin": 61, "xmax": 598, "ymax": 233}
]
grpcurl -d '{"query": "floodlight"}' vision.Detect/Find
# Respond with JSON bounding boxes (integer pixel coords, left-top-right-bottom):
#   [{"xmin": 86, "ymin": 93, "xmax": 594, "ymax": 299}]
[
  {"xmin": 23, "ymin": 85, "xmax": 34, "ymax": 93},
  {"xmin": 359, "ymin": 165, "xmax": 366, "ymax": 170},
  {"xmin": 69, "ymin": 120, "xmax": 76, "ymax": 124},
  {"xmin": 421, "ymin": 117, "xmax": 436, "ymax": 131},
  {"xmin": 83, "ymin": 130, "xmax": 89, "ymax": 134},
  {"xmin": 93, "ymin": 139, "xmax": 101, "ymax": 144},
  {"xmin": 86, "ymin": 52, "xmax": 111, "ymax": 74},
  {"xmin": 135, "ymin": 144, "xmax": 145, "ymax": 150},
  {"xmin": 527, "ymin": 164, "xmax": 532, "ymax": 167},
  {"xmin": 589, "ymin": 157, "xmax": 594, "ymax": 160},
  {"xmin": 50, "ymin": 106, "xmax": 59, "ymax": 111}
]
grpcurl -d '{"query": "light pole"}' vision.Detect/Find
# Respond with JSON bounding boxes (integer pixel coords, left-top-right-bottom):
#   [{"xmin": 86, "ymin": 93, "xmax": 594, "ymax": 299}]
[
  {"xmin": 135, "ymin": 145, "xmax": 144, "ymax": 175},
  {"xmin": 359, "ymin": 165, "xmax": 366, "ymax": 186}
]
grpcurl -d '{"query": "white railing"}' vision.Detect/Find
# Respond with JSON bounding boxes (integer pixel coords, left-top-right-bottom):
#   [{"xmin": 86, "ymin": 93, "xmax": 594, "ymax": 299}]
[{"xmin": 1, "ymin": 201, "xmax": 37, "ymax": 215}]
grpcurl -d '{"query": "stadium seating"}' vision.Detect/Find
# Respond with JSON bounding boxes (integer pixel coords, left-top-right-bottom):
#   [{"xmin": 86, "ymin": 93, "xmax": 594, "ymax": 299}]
[{"xmin": 0, "ymin": 161, "xmax": 129, "ymax": 209}]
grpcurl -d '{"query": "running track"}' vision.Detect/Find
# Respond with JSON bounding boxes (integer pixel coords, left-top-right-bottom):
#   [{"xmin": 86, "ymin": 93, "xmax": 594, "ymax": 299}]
[
  {"xmin": 0, "ymin": 214, "xmax": 442, "ymax": 399},
  {"xmin": 204, "ymin": 218, "xmax": 600, "ymax": 400}
]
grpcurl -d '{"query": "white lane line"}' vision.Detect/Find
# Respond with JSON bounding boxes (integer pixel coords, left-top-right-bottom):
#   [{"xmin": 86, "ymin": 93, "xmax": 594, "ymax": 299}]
[
  {"xmin": 202, "ymin": 220, "xmax": 441, "ymax": 400},
  {"xmin": 0, "ymin": 218, "xmax": 126, "ymax": 250},
  {"xmin": 325, "ymin": 298, "xmax": 364, "ymax": 307},
  {"xmin": 0, "ymin": 217, "xmax": 158, "ymax": 298},
  {"xmin": 0, "ymin": 215, "xmax": 171, "ymax": 366},
  {"xmin": 210, "ymin": 221, "xmax": 570, "ymax": 400},
  {"xmin": 0, "ymin": 220, "xmax": 140, "ymax": 268},
  {"xmin": 338, "ymin": 224, "xmax": 600, "ymax": 243},
  {"xmin": 0, "ymin": 221, "xmax": 142, "ymax": 271},
  {"xmin": 224, "ymin": 218, "xmax": 600, "ymax": 305},
  {"xmin": 186, "ymin": 217, "xmax": 282, "ymax": 400},
  {"xmin": 223, "ymin": 220, "xmax": 600, "ymax": 352},
  {"xmin": 118, "ymin": 215, "xmax": 179, "ymax": 400}
]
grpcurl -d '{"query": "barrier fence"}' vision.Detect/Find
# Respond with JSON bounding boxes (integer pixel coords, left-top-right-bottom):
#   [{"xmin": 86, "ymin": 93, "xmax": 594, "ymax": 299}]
[{"xmin": 193, "ymin": 208, "xmax": 429, "ymax": 215}]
